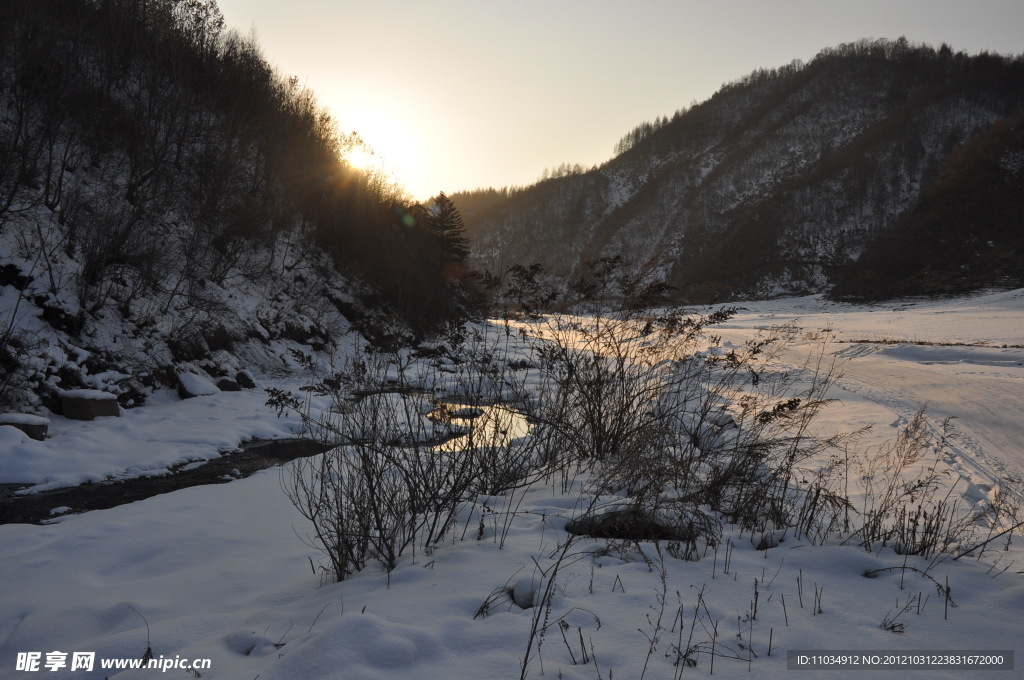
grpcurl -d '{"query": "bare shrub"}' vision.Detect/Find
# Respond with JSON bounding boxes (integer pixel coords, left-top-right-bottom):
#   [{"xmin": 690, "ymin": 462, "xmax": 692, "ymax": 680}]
[
  {"xmin": 851, "ymin": 409, "xmax": 1024, "ymax": 562},
  {"xmin": 510, "ymin": 306, "xmax": 847, "ymax": 543},
  {"xmin": 277, "ymin": 356, "xmax": 468, "ymax": 578},
  {"xmin": 277, "ymin": 299, "xmax": 1024, "ymax": 588},
  {"xmin": 273, "ymin": 324, "xmax": 542, "ymax": 581}
]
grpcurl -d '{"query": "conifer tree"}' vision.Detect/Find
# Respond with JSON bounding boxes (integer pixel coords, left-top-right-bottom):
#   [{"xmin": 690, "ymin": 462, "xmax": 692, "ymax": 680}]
[{"xmin": 428, "ymin": 191, "xmax": 470, "ymax": 262}]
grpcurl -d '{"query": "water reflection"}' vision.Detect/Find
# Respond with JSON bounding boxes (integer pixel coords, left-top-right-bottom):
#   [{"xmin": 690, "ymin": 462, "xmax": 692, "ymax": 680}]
[{"xmin": 430, "ymin": 403, "xmax": 531, "ymax": 452}]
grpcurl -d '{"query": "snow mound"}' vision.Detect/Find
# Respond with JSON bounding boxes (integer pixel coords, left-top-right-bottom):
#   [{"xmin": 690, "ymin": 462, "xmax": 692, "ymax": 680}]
[
  {"xmin": 177, "ymin": 372, "xmax": 220, "ymax": 398},
  {"xmin": 261, "ymin": 613, "xmax": 440, "ymax": 679}
]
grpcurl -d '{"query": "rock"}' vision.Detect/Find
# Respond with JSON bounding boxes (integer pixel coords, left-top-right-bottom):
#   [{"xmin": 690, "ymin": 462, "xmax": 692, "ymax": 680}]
[
  {"xmin": 565, "ymin": 507, "xmax": 697, "ymax": 542},
  {"xmin": 235, "ymin": 370, "xmax": 256, "ymax": 389},
  {"xmin": 451, "ymin": 407, "xmax": 485, "ymax": 419},
  {"xmin": 216, "ymin": 378, "xmax": 241, "ymax": 392},
  {"xmin": 177, "ymin": 372, "xmax": 219, "ymax": 399},
  {"xmin": 754, "ymin": 531, "xmax": 780, "ymax": 550},
  {"xmin": 0, "ymin": 413, "xmax": 50, "ymax": 440},
  {"xmin": 59, "ymin": 390, "xmax": 120, "ymax": 420},
  {"xmin": 709, "ymin": 411, "xmax": 736, "ymax": 428}
]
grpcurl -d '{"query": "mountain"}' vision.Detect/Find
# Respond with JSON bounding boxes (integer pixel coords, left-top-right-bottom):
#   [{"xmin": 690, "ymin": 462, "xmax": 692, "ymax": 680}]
[
  {"xmin": 462, "ymin": 39, "xmax": 1024, "ymax": 303},
  {"xmin": 830, "ymin": 115, "xmax": 1024, "ymax": 298},
  {"xmin": 0, "ymin": 0, "xmax": 468, "ymax": 413}
]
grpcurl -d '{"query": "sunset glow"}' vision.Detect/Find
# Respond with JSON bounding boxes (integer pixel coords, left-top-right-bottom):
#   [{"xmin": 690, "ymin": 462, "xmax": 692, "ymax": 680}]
[
  {"xmin": 344, "ymin": 145, "xmax": 375, "ymax": 171},
  {"xmin": 218, "ymin": 0, "xmax": 1024, "ymax": 201},
  {"xmin": 340, "ymin": 105, "xmax": 424, "ymax": 197}
]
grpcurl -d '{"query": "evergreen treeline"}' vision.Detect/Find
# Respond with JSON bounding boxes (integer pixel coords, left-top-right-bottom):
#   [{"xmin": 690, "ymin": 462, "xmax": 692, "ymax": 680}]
[{"xmin": 449, "ymin": 187, "xmax": 516, "ymax": 226}]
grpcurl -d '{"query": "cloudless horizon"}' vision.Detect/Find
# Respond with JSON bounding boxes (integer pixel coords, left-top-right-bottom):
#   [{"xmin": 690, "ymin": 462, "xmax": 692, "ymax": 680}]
[{"xmin": 217, "ymin": 0, "xmax": 1024, "ymax": 201}]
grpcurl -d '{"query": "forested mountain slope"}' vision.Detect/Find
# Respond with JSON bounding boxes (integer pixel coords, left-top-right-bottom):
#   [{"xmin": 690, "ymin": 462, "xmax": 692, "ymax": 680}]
[
  {"xmin": 463, "ymin": 39, "xmax": 1024, "ymax": 302},
  {"xmin": 0, "ymin": 0, "xmax": 467, "ymax": 413}
]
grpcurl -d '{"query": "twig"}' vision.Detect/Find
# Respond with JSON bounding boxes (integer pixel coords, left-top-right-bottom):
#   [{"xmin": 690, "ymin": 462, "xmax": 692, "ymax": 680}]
[{"xmin": 308, "ymin": 603, "xmax": 331, "ymax": 632}]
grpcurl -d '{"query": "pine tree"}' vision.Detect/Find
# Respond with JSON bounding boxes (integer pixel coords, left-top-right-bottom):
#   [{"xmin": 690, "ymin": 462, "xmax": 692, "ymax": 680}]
[{"xmin": 427, "ymin": 191, "xmax": 470, "ymax": 262}]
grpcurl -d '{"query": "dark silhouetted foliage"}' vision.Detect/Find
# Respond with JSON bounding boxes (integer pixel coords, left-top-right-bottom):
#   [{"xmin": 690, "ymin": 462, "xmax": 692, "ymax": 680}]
[
  {"xmin": 0, "ymin": 0, "xmax": 466, "ymax": 335},
  {"xmin": 829, "ymin": 116, "xmax": 1024, "ymax": 299}
]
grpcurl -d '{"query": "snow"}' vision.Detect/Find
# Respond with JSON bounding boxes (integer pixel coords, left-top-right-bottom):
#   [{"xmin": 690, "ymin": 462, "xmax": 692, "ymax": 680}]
[
  {"xmin": 0, "ymin": 387, "xmax": 307, "ymax": 489},
  {"xmin": 176, "ymin": 372, "xmax": 219, "ymax": 397},
  {"xmin": 2, "ymin": 290, "xmax": 1023, "ymax": 679},
  {"xmin": 57, "ymin": 389, "xmax": 118, "ymax": 401},
  {"xmin": 709, "ymin": 289, "xmax": 1024, "ymax": 491},
  {"xmin": 0, "ymin": 414, "xmax": 50, "ymax": 426}
]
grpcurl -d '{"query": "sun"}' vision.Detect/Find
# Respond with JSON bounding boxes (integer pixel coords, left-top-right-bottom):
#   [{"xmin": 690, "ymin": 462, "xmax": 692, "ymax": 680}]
[
  {"xmin": 345, "ymin": 145, "xmax": 376, "ymax": 171},
  {"xmin": 335, "ymin": 103, "xmax": 425, "ymax": 197}
]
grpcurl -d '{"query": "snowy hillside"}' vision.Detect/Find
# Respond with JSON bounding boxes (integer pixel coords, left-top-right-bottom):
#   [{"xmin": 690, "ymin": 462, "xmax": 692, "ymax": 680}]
[
  {"xmin": 464, "ymin": 40, "xmax": 1024, "ymax": 302},
  {"xmin": 0, "ymin": 0, "xmax": 470, "ymax": 415},
  {"xmin": 2, "ymin": 289, "xmax": 1022, "ymax": 679}
]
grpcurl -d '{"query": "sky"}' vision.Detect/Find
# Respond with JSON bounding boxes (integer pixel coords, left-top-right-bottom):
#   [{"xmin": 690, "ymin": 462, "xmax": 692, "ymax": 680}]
[{"xmin": 216, "ymin": 0, "xmax": 1024, "ymax": 201}]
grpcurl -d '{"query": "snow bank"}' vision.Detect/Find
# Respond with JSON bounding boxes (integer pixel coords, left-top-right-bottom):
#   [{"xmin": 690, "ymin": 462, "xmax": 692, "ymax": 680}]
[
  {"xmin": 0, "ymin": 383, "xmax": 310, "ymax": 487},
  {"xmin": 176, "ymin": 372, "xmax": 220, "ymax": 397},
  {"xmin": 57, "ymin": 389, "xmax": 118, "ymax": 401},
  {"xmin": 0, "ymin": 413, "xmax": 50, "ymax": 426}
]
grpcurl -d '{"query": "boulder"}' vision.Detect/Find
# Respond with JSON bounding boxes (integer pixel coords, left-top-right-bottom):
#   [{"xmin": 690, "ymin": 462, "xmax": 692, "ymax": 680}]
[
  {"xmin": 177, "ymin": 372, "xmax": 220, "ymax": 399},
  {"xmin": 565, "ymin": 507, "xmax": 697, "ymax": 542},
  {"xmin": 236, "ymin": 370, "xmax": 256, "ymax": 389},
  {"xmin": 0, "ymin": 413, "xmax": 50, "ymax": 440},
  {"xmin": 216, "ymin": 378, "xmax": 241, "ymax": 392},
  {"xmin": 59, "ymin": 390, "xmax": 120, "ymax": 420}
]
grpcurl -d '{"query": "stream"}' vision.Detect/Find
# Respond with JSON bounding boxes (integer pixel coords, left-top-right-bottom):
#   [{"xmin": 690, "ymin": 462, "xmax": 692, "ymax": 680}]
[
  {"xmin": 0, "ymin": 438, "xmax": 331, "ymax": 525},
  {"xmin": 0, "ymin": 401, "xmax": 532, "ymax": 525}
]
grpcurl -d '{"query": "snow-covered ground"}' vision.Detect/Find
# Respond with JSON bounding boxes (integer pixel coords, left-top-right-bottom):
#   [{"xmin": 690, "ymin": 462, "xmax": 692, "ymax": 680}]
[
  {"xmin": 2, "ymin": 290, "xmax": 1023, "ymax": 679},
  {"xmin": 713, "ymin": 290, "xmax": 1024, "ymax": 490},
  {"xmin": 0, "ymin": 386, "xmax": 306, "ymax": 490}
]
